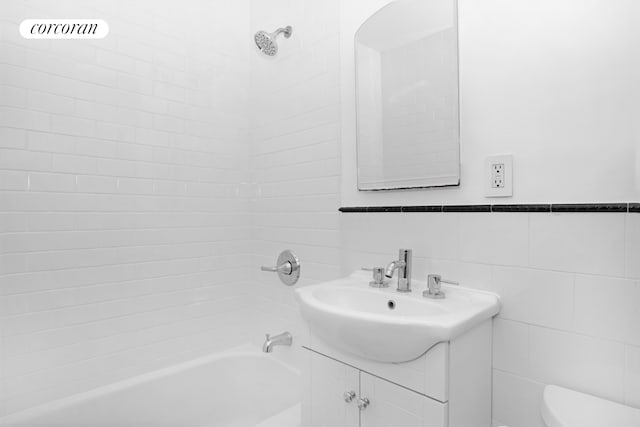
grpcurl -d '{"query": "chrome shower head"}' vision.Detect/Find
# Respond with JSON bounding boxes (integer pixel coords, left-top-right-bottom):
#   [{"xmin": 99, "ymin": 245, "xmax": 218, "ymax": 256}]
[{"xmin": 254, "ymin": 26, "xmax": 292, "ymax": 56}]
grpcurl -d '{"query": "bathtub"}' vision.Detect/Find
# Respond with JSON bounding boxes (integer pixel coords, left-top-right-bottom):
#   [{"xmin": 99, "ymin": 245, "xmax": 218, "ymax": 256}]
[{"xmin": 0, "ymin": 345, "xmax": 301, "ymax": 427}]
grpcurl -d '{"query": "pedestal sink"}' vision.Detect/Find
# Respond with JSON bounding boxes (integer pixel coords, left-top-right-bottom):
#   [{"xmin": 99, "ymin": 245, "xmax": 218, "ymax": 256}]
[{"xmin": 295, "ymin": 271, "xmax": 500, "ymax": 363}]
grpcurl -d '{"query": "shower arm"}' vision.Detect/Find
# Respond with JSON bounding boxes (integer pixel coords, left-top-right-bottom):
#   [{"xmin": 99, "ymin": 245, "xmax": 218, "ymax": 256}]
[{"xmin": 273, "ymin": 26, "xmax": 292, "ymax": 38}]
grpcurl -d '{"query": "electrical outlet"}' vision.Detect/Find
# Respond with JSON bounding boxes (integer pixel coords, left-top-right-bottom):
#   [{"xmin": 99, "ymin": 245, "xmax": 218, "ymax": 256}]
[
  {"xmin": 485, "ymin": 155, "xmax": 513, "ymax": 197},
  {"xmin": 491, "ymin": 163, "xmax": 505, "ymax": 188}
]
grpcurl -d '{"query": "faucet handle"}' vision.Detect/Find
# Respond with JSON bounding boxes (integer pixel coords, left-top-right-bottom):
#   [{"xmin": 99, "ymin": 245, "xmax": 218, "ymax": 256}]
[
  {"xmin": 424, "ymin": 274, "xmax": 458, "ymax": 299},
  {"xmin": 260, "ymin": 250, "xmax": 300, "ymax": 286},
  {"xmin": 440, "ymin": 277, "xmax": 459, "ymax": 286},
  {"xmin": 361, "ymin": 267, "xmax": 388, "ymax": 288}
]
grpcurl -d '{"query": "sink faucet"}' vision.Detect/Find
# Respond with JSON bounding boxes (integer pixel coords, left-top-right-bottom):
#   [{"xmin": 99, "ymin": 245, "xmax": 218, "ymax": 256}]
[
  {"xmin": 262, "ymin": 331, "xmax": 293, "ymax": 353},
  {"xmin": 384, "ymin": 249, "xmax": 412, "ymax": 292}
]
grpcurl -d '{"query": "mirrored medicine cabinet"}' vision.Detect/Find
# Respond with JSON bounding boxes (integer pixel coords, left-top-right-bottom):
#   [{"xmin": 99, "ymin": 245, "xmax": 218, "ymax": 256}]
[{"xmin": 355, "ymin": 0, "xmax": 460, "ymax": 190}]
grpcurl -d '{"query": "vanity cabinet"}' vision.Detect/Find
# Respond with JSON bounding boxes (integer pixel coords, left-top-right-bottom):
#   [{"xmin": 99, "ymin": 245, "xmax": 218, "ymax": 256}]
[
  {"xmin": 301, "ymin": 318, "xmax": 493, "ymax": 427},
  {"xmin": 304, "ymin": 350, "xmax": 359, "ymax": 426},
  {"xmin": 360, "ymin": 371, "xmax": 447, "ymax": 427},
  {"xmin": 303, "ymin": 349, "xmax": 447, "ymax": 427}
]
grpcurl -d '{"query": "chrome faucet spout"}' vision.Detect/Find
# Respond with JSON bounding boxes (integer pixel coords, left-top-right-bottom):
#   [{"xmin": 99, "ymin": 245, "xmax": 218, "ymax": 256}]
[
  {"xmin": 262, "ymin": 331, "xmax": 293, "ymax": 353},
  {"xmin": 384, "ymin": 260, "xmax": 406, "ymax": 278},
  {"xmin": 384, "ymin": 249, "xmax": 412, "ymax": 292}
]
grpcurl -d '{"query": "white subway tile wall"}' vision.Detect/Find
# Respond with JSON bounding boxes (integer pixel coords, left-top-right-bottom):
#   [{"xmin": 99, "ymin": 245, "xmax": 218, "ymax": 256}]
[
  {"xmin": 0, "ymin": 0, "xmax": 253, "ymax": 416},
  {"xmin": 341, "ymin": 211, "xmax": 639, "ymax": 427},
  {"xmin": 246, "ymin": 0, "xmax": 342, "ymax": 367}
]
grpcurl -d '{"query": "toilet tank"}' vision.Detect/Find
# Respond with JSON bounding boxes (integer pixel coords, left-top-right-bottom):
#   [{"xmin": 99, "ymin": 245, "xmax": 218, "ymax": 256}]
[{"xmin": 541, "ymin": 385, "xmax": 640, "ymax": 427}]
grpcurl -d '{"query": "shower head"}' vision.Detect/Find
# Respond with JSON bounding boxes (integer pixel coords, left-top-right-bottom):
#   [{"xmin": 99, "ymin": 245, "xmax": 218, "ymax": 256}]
[{"xmin": 254, "ymin": 26, "xmax": 292, "ymax": 56}]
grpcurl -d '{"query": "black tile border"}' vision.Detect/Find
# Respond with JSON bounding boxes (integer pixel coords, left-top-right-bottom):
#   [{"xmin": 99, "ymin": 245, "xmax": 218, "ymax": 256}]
[
  {"xmin": 443, "ymin": 205, "xmax": 491, "ymax": 212},
  {"xmin": 367, "ymin": 206, "xmax": 402, "ymax": 213},
  {"xmin": 492, "ymin": 204, "xmax": 551, "ymax": 212},
  {"xmin": 338, "ymin": 206, "xmax": 368, "ymax": 213},
  {"xmin": 402, "ymin": 205, "xmax": 442, "ymax": 212},
  {"xmin": 339, "ymin": 203, "xmax": 640, "ymax": 214},
  {"xmin": 551, "ymin": 203, "xmax": 628, "ymax": 213}
]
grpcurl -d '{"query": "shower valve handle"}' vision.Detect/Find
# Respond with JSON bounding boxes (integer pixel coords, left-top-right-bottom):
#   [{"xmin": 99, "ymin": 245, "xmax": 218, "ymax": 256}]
[
  {"xmin": 260, "ymin": 262, "xmax": 292, "ymax": 275},
  {"xmin": 259, "ymin": 250, "xmax": 300, "ymax": 286}
]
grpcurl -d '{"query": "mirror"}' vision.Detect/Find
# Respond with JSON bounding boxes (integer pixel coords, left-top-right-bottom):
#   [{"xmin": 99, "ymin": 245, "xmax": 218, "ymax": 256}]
[{"xmin": 355, "ymin": 0, "xmax": 460, "ymax": 190}]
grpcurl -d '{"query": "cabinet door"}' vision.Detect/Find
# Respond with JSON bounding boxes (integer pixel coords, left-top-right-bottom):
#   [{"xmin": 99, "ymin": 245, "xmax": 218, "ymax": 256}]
[
  {"xmin": 359, "ymin": 372, "xmax": 448, "ymax": 427},
  {"xmin": 304, "ymin": 350, "xmax": 360, "ymax": 427}
]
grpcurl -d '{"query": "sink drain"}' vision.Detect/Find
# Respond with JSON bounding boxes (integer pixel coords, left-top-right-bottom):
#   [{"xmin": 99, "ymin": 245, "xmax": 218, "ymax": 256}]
[{"xmin": 387, "ymin": 300, "xmax": 396, "ymax": 310}]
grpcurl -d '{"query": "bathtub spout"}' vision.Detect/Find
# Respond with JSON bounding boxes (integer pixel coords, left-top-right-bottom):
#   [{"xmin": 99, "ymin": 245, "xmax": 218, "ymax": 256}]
[{"xmin": 262, "ymin": 331, "xmax": 293, "ymax": 353}]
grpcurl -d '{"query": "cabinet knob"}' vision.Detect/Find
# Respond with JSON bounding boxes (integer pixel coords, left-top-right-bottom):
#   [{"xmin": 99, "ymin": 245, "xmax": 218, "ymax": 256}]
[
  {"xmin": 357, "ymin": 397, "xmax": 370, "ymax": 410},
  {"xmin": 343, "ymin": 390, "xmax": 356, "ymax": 403}
]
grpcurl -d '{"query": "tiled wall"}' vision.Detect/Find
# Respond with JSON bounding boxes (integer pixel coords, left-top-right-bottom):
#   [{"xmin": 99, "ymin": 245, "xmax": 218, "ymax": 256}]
[
  {"xmin": 247, "ymin": 0, "xmax": 342, "ymax": 366},
  {"xmin": 355, "ymin": 26, "xmax": 459, "ymax": 188},
  {"xmin": 379, "ymin": 29, "xmax": 458, "ymax": 183},
  {"xmin": 341, "ymin": 211, "xmax": 640, "ymax": 427},
  {"xmin": 0, "ymin": 0, "xmax": 252, "ymax": 416}
]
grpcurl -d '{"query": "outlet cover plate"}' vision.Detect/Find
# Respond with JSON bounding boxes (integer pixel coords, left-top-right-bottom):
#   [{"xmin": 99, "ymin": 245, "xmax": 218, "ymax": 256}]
[{"xmin": 485, "ymin": 155, "xmax": 513, "ymax": 197}]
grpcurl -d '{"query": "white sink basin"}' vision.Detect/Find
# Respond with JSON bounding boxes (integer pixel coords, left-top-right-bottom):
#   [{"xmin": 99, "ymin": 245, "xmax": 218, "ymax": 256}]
[{"xmin": 295, "ymin": 271, "xmax": 500, "ymax": 363}]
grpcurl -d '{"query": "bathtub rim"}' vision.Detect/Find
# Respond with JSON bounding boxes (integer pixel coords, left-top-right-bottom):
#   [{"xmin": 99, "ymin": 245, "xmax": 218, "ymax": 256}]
[{"xmin": 0, "ymin": 343, "xmax": 300, "ymax": 425}]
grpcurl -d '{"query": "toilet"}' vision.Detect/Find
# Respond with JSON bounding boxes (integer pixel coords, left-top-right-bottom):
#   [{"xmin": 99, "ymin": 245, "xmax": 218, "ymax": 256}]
[{"xmin": 541, "ymin": 385, "xmax": 640, "ymax": 427}]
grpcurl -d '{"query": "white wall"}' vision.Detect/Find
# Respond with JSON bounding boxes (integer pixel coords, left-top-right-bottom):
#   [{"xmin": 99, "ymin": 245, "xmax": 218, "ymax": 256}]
[
  {"xmin": 0, "ymin": 0, "xmax": 252, "ymax": 416},
  {"xmin": 342, "ymin": 0, "xmax": 640, "ymax": 205},
  {"xmin": 247, "ymin": 0, "xmax": 342, "ymax": 367},
  {"xmin": 339, "ymin": 1, "xmax": 640, "ymax": 426}
]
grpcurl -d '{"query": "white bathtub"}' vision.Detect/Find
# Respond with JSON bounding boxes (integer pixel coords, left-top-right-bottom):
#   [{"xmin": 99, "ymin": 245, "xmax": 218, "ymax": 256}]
[{"xmin": 0, "ymin": 345, "xmax": 301, "ymax": 427}]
